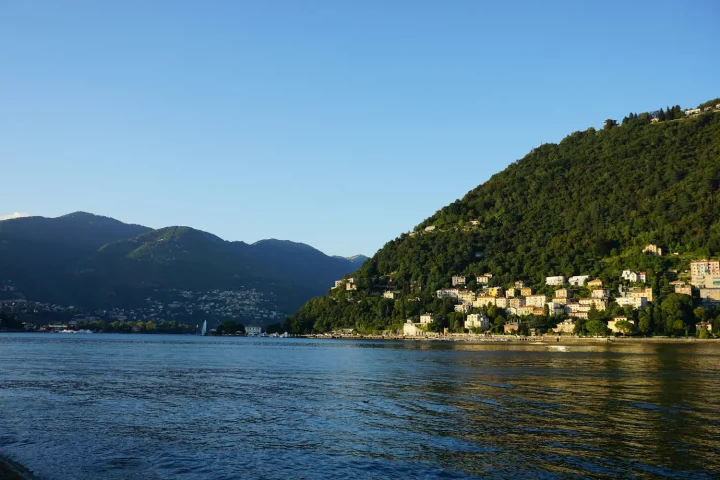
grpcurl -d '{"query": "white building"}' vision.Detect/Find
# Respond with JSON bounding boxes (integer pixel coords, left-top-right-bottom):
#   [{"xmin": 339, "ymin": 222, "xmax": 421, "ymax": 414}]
[
  {"xmin": 699, "ymin": 289, "xmax": 720, "ymax": 304},
  {"xmin": 246, "ymin": 325, "xmax": 262, "ymax": 335},
  {"xmin": 691, "ymin": 260, "xmax": 720, "ymax": 286},
  {"xmin": 579, "ymin": 298, "xmax": 607, "ymax": 311},
  {"xmin": 545, "ymin": 276, "xmax": 566, "ymax": 286},
  {"xmin": 420, "ymin": 313, "xmax": 434, "ymax": 324},
  {"xmin": 454, "ymin": 303, "xmax": 471, "ymax": 313},
  {"xmin": 403, "ymin": 320, "xmax": 424, "ymax": 336},
  {"xmin": 436, "ymin": 289, "xmax": 459, "ymax": 299},
  {"xmin": 465, "ymin": 314, "xmax": 490, "ymax": 331},
  {"xmin": 476, "ymin": 274, "xmax": 492, "ymax": 284},
  {"xmin": 424, "ymin": 225, "xmax": 436, "ymax": 232},
  {"xmin": 553, "ymin": 318, "xmax": 576, "ymax": 334},
  {"xmin": 525, "ymin": 295, "xmax": 547, "ymax": 308},
  {"xmin": 615, "ymin": 296, "xmax": 648, "ymax": 310},
  {"xmin": 591, "ymin": 288, "xmax": 611, "ymax": 299},
  {"xmin": 642, "ymin": 244, "xmax": 663, "ymax": 256},
  {"xmin": 516, "ymin": 305, "xmax": 535, "ymax": 316},
  {"xmin": 383, "ymin": 291, "xmax": 399, "ymax": 300},
  {"xmin": 621, "ymin": 270, "xmax": 647, "ymax": 283},
  {"xmin": 452, "ymin": 276, "xmax": 466, "ymax": 286},
  {"xmin": 546, "ymin": 302, "xmax": 566, "ymax": 316},
  {"xmin": 568, "ymin": 275, "xmax": 589, "ymax": 286},
  {"xmin": 473, "ymin": 295, "xmax": 496, "ymax": 308}
]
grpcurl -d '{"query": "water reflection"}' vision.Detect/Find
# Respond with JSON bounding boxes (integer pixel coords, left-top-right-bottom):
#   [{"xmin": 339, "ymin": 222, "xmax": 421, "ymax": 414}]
[{"xmin": 0, "ymin": 335, "xmax": 718, "ymax": 479}]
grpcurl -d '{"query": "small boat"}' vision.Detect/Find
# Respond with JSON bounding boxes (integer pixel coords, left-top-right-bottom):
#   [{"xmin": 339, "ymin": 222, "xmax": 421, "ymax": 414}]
[
  {"xmin": 76, "ymin": 329, "xmax": 94, "ymax": 334},
  {"xmin": 201, "ymin": 320, "xmax": 207, "ymax": 336}
]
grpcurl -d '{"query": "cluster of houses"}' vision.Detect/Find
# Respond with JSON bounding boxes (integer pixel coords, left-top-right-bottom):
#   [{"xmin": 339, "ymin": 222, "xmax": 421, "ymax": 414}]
[
  {"xmin": 648, "ymin": 103, "xmax": 720, "ymax": 123},
  {"xmin": 0, "ymin": 286, "xmax": 284, "ymax": 327},
  {"xmin": 687, "ymin": 259, "xmax": 720, "ymax": 303},
  {"xmin": 400, "ymin": 253, "xmax": 720, "ymax": 337},
  {"xmin": 334, "ymin": 277, "xmax": 357, "ymax": 291},
  {"xmin": 680, "ymin": 104, "xmax": 720, "ymax": 117}
]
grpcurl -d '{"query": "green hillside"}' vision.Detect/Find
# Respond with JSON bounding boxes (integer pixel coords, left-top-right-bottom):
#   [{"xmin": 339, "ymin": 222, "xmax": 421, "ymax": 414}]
[
  {"xmin": 285, "ymin": 102, "xmax": 720, "ymax": 335},
  {"xmin": 0, "ymin": 214, "xmax": 366, "ymax": 320}
]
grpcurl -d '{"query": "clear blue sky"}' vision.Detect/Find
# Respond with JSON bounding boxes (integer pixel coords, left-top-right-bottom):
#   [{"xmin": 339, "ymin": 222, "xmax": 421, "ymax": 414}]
[{"xmin": 1, "ymin": 1, "xmax": 718, "ymax": 257}]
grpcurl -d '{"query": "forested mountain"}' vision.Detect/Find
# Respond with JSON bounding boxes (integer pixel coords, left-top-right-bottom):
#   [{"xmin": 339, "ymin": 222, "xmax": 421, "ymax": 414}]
[
  {"xmin": 0, "ymin": 212, "xmax": 151, "ymax": 305},
  {"xmin": 0, "ymin": 214, "xmax": 364, "ymax": 318},
  {"xmin": 285, "ymin": 101, "xmax": 720, "ymax": 334},
  {"xmin": 0, "ymin": 211, "xmax": 150, "ymax": 250}
]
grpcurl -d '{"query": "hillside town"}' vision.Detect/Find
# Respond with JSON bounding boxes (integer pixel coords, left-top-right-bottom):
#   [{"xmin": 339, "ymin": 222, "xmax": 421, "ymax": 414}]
[
  {"xmin": 333, "ymin": 249, "xmax": 719, "ymax": 339},
  {"xmin": 0, "ymin": 283, "xmax": 284, "ymax": 332}
]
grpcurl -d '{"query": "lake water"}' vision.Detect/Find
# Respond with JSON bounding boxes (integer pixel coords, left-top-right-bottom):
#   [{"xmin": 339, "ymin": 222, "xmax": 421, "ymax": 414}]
[{"xmin": 1, "ymin": 334, "xmax": 719, "ymax": 479}]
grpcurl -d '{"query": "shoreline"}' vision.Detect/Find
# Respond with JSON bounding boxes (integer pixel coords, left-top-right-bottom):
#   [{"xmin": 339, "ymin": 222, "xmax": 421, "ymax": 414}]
[
  {"xmin": 301, "ymin": 334, "xmax": 720, "ymax": 344},
  {"xmin": 0, "ymin": 456, "xmax": 33, "ymax": 480}
]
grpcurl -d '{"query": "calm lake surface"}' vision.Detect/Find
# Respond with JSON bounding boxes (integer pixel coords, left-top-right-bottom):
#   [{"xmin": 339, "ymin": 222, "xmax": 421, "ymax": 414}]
[{"xmin": 1, "ymin": 334, "xmax": 719, "ymax": 479}]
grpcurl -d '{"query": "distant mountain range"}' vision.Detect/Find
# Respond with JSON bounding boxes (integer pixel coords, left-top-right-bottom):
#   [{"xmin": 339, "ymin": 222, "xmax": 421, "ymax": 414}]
[{"xmin": 0, "ymin": 212, "xmax": 366, "ymax": 321}]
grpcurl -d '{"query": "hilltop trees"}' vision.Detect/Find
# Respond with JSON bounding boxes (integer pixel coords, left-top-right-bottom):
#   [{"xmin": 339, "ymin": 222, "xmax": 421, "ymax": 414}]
[{"xmin": 285, "ymin": 104, "xmax": 720, "ymax": 335}]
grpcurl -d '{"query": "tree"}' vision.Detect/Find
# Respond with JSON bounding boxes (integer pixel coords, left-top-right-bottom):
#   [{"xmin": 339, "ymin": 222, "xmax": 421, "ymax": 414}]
[
  {"xmin": 492, "ymin": 316, "xmax": 505, "ymax": 334},
  {"xmin": 638, "ymin": 311, "xmax": 652, "ymax": 335},
  {"xmin": 614, "ymin": 320, "xmax": 634, "ymax": 336},
  {"xmin": 661, "ymin": 293, "xmax": 694, "ymax": 327},
  {"xmin": 286, "ymin": 104, "xmax": 720, "ymax": 334},
  {"xmin": 698, "ymin": 326, "xmax": 710, "ymax": 339},
  {"xmin": 573, "ymin": 318, "xmax": 587, "ymax": 336},
  {"xmin": 587, "ymin": 304, "xmax": 603, "ymax": 322},
  {"xmin": 694, "ymin": 307, "xmax": 707, "ymax": 322},
  {"xmin": 586, "ymin": 320, "xmax": 608, "ymax": 337},
  {"xmin": 671, "ymin": 319, "xmax": 686, "ymax": 336}
]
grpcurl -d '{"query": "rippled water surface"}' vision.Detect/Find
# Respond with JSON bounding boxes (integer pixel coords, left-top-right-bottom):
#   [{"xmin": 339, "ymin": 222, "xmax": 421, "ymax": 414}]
[{"xmin": 1, "ymin": 334, "xmax": 720, "ymax": 479}]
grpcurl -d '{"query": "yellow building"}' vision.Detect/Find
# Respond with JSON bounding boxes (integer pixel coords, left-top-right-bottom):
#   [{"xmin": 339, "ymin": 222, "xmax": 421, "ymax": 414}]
[
  {"xmin": 504, "ymin": 322, "xmax": 521, "ymax": 334},
  {"xmin": 486, "ymin": 287, "xmax": 504, "ymax": 297},
  {"xmin": 553, "ymin": 319, "xmax": 575, "ymax": 334},
  {"xmin": 555, "ymin": 288, "xmax": 574, "ymax": 299},
  {"xmin": 628, "ymin": 287, "xmax": 653, "ymax": 302}
]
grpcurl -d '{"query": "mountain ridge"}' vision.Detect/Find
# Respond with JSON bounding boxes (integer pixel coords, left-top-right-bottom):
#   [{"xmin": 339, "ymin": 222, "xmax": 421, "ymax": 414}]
[{"xmin": 0, "ymin": 213, "xmax": 366, "ymax": 321}]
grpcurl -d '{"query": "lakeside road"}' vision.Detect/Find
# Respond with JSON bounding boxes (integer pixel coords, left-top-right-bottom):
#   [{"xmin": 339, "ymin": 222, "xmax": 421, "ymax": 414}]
[{"xmin": 301, "ymin": 334, "xmax": 720, "ymax": 344}]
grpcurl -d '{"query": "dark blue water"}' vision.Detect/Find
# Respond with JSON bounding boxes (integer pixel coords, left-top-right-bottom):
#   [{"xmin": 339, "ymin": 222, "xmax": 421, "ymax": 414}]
[{"xmin": 1, "ymin": 334, "xmax": 719, "ymax": 479}]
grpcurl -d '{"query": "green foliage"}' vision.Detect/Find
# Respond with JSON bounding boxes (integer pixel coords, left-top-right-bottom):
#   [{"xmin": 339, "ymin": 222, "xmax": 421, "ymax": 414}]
[
  {"xmin": 74, "ymin": 319, "xmax": 194, "ymax": 333},
  {"xmin": 286, "ymin": 106, "xmax": 720, "ymax": 334},
  {"xmin": 614, "ymin": 320, "xmax": 634, "ymax": 336},
  {"xmin": 0, "ymin": 215, "xmax": 363, "ymax": 316},
  {"xmin": 638, "ymin": 311, "xmax": 652, "ymax": 335},
  {"xmin": 213, "ymin": 321, "xmax": 245, "ymax": 336},
  {"xmin": 0, "ymin": 313, "xmax": 23, "ymax": 330},
  {"xmin": 586, "ymin": 320, "xmax": 609, "ymax": 337}
]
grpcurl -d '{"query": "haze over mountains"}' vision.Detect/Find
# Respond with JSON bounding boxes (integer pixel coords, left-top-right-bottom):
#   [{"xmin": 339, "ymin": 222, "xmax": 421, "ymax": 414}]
[{"xmin": 0, "ymin": 212, "xmax": 366, "ymax": 321}]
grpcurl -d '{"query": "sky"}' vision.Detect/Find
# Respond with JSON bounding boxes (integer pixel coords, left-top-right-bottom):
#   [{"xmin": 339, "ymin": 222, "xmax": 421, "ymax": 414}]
[{"xmin": 1, "ymin": 1, "xmax": 719, "ymax": 257}]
